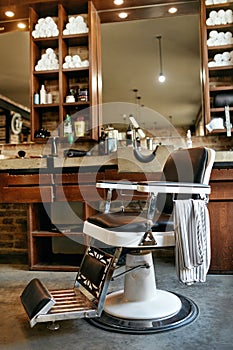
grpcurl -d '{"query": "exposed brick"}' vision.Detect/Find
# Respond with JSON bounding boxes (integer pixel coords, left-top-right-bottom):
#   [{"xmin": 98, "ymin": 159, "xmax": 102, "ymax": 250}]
[{"xmin": 0, "ymin": 203, "xmax": 28, "ymax": 260}]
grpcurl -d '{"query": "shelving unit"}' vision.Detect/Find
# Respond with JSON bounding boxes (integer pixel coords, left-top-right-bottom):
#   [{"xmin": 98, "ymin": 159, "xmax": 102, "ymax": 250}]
[
  {"xmin": 201, "ymin": 1, "xmax": 233, "ymax": 135},
  {"xmin": 29, "ymin": 1, "xmax": 102, "ymax": 142},
  {"xmin": 28, "ymin": 202, "xmax": 87, "ymax": 271}
]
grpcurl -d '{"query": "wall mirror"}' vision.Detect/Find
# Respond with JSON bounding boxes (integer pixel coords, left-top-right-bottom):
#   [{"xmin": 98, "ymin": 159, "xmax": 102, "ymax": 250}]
[
  {"xmin": 101, "ymin": 13, "xmax": 202, "ymax": 131},
  {"xmin": 0, "ymin": 4, "xmax": 202, "ymax": 141}
]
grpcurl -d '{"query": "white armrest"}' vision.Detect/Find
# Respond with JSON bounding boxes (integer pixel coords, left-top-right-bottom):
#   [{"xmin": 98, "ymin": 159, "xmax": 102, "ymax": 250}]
[
  {"xmin": 137, "ymin": 181, "xmax": 211, "ymax": 195},
  {"xmin": 96, "ymin": 180, "xmax": 137, "ymax": 191}
]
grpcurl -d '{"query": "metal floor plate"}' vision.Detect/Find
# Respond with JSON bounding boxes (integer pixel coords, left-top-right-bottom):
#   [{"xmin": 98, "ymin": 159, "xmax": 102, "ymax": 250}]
[{"xmin": 87, "ymin": 292, "xmax": 199, "ymax": 334}]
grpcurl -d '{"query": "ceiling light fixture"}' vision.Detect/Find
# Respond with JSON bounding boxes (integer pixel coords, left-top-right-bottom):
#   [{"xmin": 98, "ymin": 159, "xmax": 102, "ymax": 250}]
[
  {"xmin": 5, "ymin": 10, "xmax": 15, "ymax": 18},
  {"xmin": 168, "ymin": 7, "xmax": 178, "ymax": 14},
  {"xmin": 156, "ymin": 35, "xmax": 166, "ymax": 83},
  {"xmin": 17, "ymin": 22, "xmax": 27, "ymax": 29},
  {"xmin": 118, "ymin": 12, "xmax": 128, "ymax": 19},
  {"xmin": 114, "ymin": 0, "xmax": 124, "ymax": 5}
]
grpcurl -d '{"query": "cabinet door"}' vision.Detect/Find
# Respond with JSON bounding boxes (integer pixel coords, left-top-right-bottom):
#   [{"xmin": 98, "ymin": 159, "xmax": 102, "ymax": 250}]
[{"xmin": 208, "ymin": 201, "xmax": 233, "ymax": 273}]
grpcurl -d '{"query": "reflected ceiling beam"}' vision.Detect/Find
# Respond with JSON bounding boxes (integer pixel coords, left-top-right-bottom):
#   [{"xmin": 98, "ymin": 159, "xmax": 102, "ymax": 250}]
[{"xmin": 96, "ymin": 1, "xmax": 200, "ymax": 23}]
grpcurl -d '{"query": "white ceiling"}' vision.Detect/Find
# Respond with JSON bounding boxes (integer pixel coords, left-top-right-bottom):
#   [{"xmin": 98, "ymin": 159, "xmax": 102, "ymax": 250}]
[{"xmin": 0, "ymin": 13, "xmax": 201, "ymax": 129}]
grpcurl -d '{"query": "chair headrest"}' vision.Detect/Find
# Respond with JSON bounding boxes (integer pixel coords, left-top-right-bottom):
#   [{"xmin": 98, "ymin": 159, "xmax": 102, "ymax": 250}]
[{"xmin": 157, "ymin": 147, "xmax": 209, "ymax": 214}]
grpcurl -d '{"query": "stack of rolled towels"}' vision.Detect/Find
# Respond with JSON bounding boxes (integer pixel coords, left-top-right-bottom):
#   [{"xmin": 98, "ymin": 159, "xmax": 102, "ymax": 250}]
[
  {"xmin": 35, "ymin": 48, "xmax": 59, "ymax": 71},
  {"xmin": 207, "ymin": 30, "xmax": 233, "ymax": 46},
  {"xmin": 208, "ymin": 50, "xmax": 233, "ymax": 67},
  {"xmin": 63, "ymin": 16, "xmax": 89, "ymax": 35},
  {"xmin": 206, "ymin": 9, "xmax": 233, "ymax": 25},
  {"xmin": 32, "ymin": 17, "xmax": 59, "ymax": 38},
  {"xmin": 63, "ymin": 55, "xmax": 89, "ymax": 69}
]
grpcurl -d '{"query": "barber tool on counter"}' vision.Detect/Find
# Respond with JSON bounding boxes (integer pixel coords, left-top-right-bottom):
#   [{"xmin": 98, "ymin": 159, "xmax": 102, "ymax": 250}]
[
  {"xmin": 128, "ymin": 115, "xmax": 159, "ymax": 163},
  {"xmin": 98, "ymin": 126, "xmax": 118, "ymax": 155}
]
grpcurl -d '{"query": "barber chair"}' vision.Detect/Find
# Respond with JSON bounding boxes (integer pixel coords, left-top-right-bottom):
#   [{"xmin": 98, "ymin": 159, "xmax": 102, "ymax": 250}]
[{"xmin": 83, "ymin": 147, "xmax": 215, "ymax": 333}]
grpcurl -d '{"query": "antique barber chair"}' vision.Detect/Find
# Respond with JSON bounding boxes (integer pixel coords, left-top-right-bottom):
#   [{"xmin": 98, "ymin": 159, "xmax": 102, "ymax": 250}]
[{"xmin": 83, "ymin": 146, "xmax": 215, "ymax": 333}]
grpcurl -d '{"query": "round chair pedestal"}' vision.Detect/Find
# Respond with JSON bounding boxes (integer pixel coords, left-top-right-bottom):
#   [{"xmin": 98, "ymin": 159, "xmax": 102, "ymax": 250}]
[{"xmin": 88, "ymin": 252, "xmax": 199, "ymax": 333}]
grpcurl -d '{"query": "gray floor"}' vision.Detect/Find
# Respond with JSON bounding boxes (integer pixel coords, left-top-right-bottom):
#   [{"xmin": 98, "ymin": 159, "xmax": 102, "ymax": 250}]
[{"xmin": 0, "ymin": 257, "xmax": 232, "ymax": 350}]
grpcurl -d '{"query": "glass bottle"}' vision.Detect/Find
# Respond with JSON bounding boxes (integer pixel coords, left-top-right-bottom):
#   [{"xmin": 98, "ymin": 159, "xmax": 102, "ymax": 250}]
[{"xmin": 64, "ymin": 114, "xmax": 74, "ymax": 144}]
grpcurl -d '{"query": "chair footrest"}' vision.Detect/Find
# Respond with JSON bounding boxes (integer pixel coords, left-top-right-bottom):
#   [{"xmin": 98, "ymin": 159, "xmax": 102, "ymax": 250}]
[{"xmin": 20, "ymin": 278, "xmax": 55, "ymax": 321}]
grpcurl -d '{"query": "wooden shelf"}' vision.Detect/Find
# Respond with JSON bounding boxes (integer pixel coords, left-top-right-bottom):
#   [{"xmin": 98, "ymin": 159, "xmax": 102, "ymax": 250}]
[
  {"xmin": 209, "ymin": 85, "xmax": 233, "ymax": 91},
  {"xmin": 30, "ymin": 1, "xmax": 101, "ymax": 142},
  {"xmin": 206, "ymin": 2, "xmax": 233, "ymax": 10},
  {"xmin": 208, "ymin": 44, "xmax": 233, "ymax": 51},
  {"xmin": 209, "ymin": 65, "xmax": 233, "ymax": 71},
  {"xmin": 201, "ymin": 1, "xmax": 233, "ymax": 133}
]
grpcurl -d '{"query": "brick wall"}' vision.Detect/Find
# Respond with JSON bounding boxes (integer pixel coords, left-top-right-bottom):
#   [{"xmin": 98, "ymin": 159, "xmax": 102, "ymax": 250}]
[{"xmin": 0, "ymin": 203, "xmax": 28, "ymax": 264}]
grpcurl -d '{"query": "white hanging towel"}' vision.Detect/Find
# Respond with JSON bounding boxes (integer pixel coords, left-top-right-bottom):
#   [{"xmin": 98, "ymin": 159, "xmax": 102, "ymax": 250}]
[{"xmin": 174, "ymin": 199, "xmax": 211, "ymax": 285}]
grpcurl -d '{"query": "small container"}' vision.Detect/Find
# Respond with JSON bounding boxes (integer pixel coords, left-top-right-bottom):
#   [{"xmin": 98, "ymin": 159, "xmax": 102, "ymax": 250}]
[
  {"xmin": 66, "ymin": 95, "xmax": 75, "ymax": 103},
  {"xmin": 47, "ymin": 92, "xmax": 53, "ymax": 104},
  {"xmin": 78, "ymin": 88, "xmax": 88, "ymax": 102},
  {"xmin": 74, "ymin": 116, "xmax": 85, "ymax": 137},
  {"xmin": 34, "ymin": 92, "xmax": 40, "ymax": 104},
  {"xmin": 40, "ymin": 85, "xmax": 47, "ymax": 104}
]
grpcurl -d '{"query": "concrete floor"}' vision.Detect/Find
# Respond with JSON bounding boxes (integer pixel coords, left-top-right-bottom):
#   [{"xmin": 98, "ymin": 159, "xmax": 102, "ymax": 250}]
[{"xmin": 0, "ymin": 257, "xmax": 232, "ymax": 350}]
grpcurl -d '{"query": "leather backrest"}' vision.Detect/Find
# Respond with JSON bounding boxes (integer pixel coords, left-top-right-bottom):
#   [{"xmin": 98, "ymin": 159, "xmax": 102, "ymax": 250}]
[
  {"xmin": 156, "ymin": 147, "xmax": 208, "ymax": 214},
  {"xmin": 76, "ymin": 246, "xmax": 117, "ymax": 302}
]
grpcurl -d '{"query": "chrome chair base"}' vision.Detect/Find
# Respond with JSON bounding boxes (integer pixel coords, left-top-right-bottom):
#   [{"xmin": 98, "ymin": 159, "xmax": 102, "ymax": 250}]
[{"xmin": 88, "ymin": 293, "xmax": 198, "ymax": 334}]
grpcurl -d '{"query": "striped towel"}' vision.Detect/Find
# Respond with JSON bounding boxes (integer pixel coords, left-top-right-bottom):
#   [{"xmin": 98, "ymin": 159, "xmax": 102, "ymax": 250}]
[{"xmin": 174, "ymin": 199, "xmax": 211, "ymax": 285}]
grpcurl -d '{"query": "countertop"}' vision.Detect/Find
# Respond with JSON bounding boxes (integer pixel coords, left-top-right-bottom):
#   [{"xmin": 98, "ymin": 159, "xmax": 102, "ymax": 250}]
[{"xmin": 0, "ymin": 148, "xmax": 232, "ymax": 172}]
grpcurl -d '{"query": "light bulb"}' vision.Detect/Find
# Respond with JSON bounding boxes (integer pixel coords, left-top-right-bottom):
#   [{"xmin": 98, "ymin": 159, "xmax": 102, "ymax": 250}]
[
  {"xmin": 5, "ymin": 10, "xmax": 15, "ymax": 17},
  {"xmin": 18, "ymin": 22, "xmax": 26, "ymax": 29},
  {"xmin": 158, "ymin": 73, "xmax": 166, "ymax": 83},
  {"xmin": 168, "ymin": 7, "xmax": 178, "ymax": 14},
  {"xmin": 114, "ymin": 0, "xmax": 124, "ymax": 5},
  {"xmin": 118, "ymin": 12, "xmax": 128, "ymax": 19}
]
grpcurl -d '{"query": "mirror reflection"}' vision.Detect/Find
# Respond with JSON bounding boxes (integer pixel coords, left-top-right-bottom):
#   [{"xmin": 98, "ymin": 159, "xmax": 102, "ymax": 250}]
[
  {"xmin": 0, "ymin": 12, "xmax": 202, "ymax": 142},
  {"xmin": 101, "ymin": 14, "xmax": 201, "ymax": 130}
]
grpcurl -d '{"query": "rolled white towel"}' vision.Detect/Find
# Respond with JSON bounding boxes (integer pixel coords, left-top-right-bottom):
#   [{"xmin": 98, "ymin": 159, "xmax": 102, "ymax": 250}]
[
  {"xmin": 208, "ymin": 61, "xmax": 216, "ymax": 67},
  {"xmin": 214, "ymin": 53, "xmax": 222, "ymax": 62},
  {"xmin": 63, "ymin": 62, "xmax": 69, "ymax": 69},
  {"xmin": 46, "ymin": 48, "xmax": 53, "ymax": 55},
  {"xmin": 209, "ymin": 10, "xmax": 218, "ymax": 18},
  {"xmin": 73, "ymin": 55, "xmax": 81, "ymax": 63},
  {"xmin": 214, "ymin": 16, "xmax": 222, "ymax": 25},
  {"xmin": 222, "ymin": 51, "xmax": 230, "ymax": 61},
  {"xmin": 206, "ymin": 18, "xmax": 214, "ymax": 26},
  {"xmin": 209, "ymin": 30, "xmax": 218, "ymax": 38},
  {"xmin": 38, "ymin": 18, "xmax": 45, "ymax": 25},
  {"xmin": 207, "ymin": 38, "xmax": 216, "ymax": 46},
  {"xmin": 68, "ymin": 61, "xmax": 75, "ymax": 69},
  {"xmin": 69, "ymin": 16, "xmax": 76, "ymax": 23},
  {"xmin": 81, "ymin": 59, "xmax": 89, "ymax": 67},
  {"xmin": 65, "ymin": 55, "xmax": 72, "ymax": 63}
]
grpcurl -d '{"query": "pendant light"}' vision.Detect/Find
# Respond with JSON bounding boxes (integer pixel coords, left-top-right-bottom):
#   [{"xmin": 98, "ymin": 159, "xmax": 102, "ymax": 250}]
[{"xmin": 156, "ymin": 35, "xmax": 166, "ymax": 83}]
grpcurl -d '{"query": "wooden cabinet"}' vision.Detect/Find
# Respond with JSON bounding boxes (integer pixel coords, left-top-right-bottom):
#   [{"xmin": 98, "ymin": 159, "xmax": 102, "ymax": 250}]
[
  {"xmin": 209, "ymin": 168, "xmax": 233, "ymax": 273},
  {"xmin": 201, "ymin": 1, "xmax": 233, "ymax": 134},
  {"xmin": 29, "ymin": 1, "xmax": 102, "ymax": 142}
]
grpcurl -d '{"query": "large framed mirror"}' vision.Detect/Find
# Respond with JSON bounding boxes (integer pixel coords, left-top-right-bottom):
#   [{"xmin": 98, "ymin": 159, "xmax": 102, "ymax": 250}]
[
  {"xmin": 0, "ymin": 1, "xmax": 202, "ymax": 143},
  {"xmin": 101, "ymin": 13, "xmax": 202, "ymax": 130}
]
